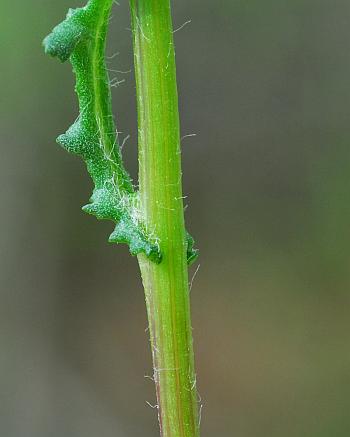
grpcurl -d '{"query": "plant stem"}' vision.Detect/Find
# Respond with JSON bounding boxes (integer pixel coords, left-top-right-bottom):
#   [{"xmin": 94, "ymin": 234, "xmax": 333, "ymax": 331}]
[{"xmin": 129, "ymin": 1, "xmax": 199, "ymax": 436}]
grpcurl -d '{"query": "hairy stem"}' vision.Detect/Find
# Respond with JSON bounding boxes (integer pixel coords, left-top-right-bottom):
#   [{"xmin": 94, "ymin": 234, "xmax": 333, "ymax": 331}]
[
  {"xmin": 44, "ymin": 0, "xmax": 200, "ymax": 434},
  {"xmin": 130, "ymin": 1, "xmax": 200, "ymax": 436}
]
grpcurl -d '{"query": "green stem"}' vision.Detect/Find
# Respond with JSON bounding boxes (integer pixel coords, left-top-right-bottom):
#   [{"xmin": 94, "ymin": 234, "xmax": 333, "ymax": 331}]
[{"xmin": 130, "ymin": 1, "xmax": 200, "ymax": 436}]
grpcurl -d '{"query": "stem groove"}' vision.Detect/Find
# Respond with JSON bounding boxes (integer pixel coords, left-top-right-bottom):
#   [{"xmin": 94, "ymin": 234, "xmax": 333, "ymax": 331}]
[{"xmin": 130, "ymin": 1, "xmax": 200, "ymax": 435}]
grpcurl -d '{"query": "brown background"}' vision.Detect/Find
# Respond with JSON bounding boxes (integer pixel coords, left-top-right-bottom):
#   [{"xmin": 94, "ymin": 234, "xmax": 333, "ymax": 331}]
[{"xmin": 1, "ymin": 0, "xmax": 350, "ymax": 436}]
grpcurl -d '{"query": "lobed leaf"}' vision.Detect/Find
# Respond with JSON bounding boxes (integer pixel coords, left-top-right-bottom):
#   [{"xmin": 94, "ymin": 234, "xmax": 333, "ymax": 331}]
[{"xmin": 43, "ymin": 0, "xmax": 197, "ymax": 265}]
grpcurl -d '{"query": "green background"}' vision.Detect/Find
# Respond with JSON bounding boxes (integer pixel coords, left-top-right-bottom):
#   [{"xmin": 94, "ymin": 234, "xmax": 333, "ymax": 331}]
[{"xmin": 1, "ymin": 0, "xmax": 350, "ymax": 436}]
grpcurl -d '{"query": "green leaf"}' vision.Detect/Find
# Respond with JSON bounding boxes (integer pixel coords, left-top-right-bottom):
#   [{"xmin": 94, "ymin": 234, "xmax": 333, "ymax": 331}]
[
  {"xmin": 43, "ymin": 0, "xmax": 197, "ymax": 265},
  {"xmin": 43, "ymin": 0, "xmax": 161, "ymax": 262}
]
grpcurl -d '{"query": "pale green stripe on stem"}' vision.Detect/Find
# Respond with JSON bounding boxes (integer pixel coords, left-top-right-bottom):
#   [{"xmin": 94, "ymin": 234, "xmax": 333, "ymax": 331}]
[{"xmin": 130, "ymin": 0, "xmax": 200, "ymax": 436}]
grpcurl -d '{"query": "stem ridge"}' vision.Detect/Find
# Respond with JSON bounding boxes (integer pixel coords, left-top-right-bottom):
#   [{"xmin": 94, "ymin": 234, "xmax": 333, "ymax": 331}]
[{"xmin": 130, "ymin": 0, "xmax": 200, "ymax": 435}]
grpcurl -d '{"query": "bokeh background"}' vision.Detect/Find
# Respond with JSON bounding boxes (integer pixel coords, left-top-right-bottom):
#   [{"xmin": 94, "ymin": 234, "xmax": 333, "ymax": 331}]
[{"xmin": 1, "ymin": 0, "xmax": 350, "ymax": 436}]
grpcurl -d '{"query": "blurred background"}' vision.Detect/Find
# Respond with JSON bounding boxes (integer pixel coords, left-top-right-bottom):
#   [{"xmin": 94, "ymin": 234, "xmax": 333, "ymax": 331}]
[{"xmin": 1, "ymin": 0, "xmax": 350, "ymax": 436}]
